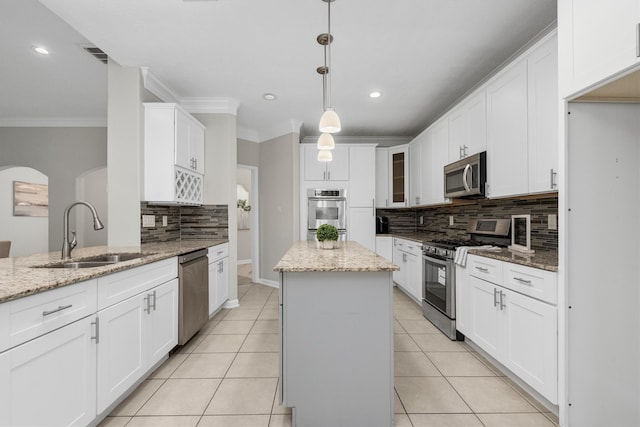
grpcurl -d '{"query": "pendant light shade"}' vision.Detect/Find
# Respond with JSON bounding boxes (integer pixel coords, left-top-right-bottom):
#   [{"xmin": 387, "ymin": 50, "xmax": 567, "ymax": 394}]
[
  {"xmin": 317, "ymin": 149, "xmax": 333, "ymax": 162},
  {"xmin": 319, "ymin": 108, "xmax": 341, "ymax": 133},
  {"xmin": 317, "ymin": 133, "xmax": 336, "ymax": 150}
]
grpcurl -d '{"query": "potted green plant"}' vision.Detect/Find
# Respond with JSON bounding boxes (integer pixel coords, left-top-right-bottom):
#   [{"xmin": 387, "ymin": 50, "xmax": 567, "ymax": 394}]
[{"xmin": 316, "ymin": 224, "xmax": 339, "ymax": 249}]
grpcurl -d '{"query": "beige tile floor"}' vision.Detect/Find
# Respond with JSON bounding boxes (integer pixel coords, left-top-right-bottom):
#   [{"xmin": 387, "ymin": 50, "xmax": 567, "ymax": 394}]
[{"xmin": 100, "ymin": 264, "xmax": 559, "ymax": 427}]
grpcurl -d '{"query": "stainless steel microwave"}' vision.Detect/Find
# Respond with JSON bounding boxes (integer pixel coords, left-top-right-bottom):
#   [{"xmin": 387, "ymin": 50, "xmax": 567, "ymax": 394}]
[{"xmin": 444, "ymin": 151, "xmax": 486, "ymax": 198}]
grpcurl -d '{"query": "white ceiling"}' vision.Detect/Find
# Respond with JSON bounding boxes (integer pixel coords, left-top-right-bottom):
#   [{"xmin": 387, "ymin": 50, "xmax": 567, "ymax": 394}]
[{"xmin": 1, "ymin": 0, "xmax": 557, "ymax": 141}]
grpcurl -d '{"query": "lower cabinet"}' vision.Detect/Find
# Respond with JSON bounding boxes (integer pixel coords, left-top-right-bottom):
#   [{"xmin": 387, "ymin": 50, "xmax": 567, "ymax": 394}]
[
  {"xmin": 0, "ymin": 316, "xmax": 97, "ymax": 427},
  {"xmin": 348, "ymin": 207, "xmax": 376, "ymax": 252},
  {"xmin": 208, "ymin": 244, "xmax": 229, "ymax": 316},
  {"xmin": 392, "ymin": 238, "xmax": 423, "ymax": 302},
  {"xmin": 460, "ymin": 255, "xmax": 558, "ymax": 404},
  {"xmin": 375, "ymin": 236, "xmax": 393, "ymax": 262},
  {"xmin": 97, "ymin": 278, "xmax": 178, "ymax": 413}
]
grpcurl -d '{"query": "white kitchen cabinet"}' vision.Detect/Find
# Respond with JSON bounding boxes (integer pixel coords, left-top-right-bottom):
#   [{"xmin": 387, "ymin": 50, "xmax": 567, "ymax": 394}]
[
  {"xmin": 409, "ymin": 139, "xmax": 422, "ymax": 206},
  {"xmin": 448, "ymin": 90, "xmax": 487, "ymax": 162},
  {"xmin": 348, "ymin": 207, "xmax": 376, "ymax": 252},
  {"xmin": 528, "ymin": 33, "xmax": 559, "ymax": 193},
  {"xmin": 302, "ymin": 145, "xmax": 349, "ymax": 181},
  {"xmin": 0, "ymin": 315, "xmax": 97, "ymax": 427},
  {"xmin": 348, "ymin": 146, "xmax": 376, "ymax": 208},
  {"xmin": 559, "ymin": 0, "xmax": 640, "ymax": 98},
  {"xmin": 147, "ymin": 279, "xmax": 179, "ymax": 366},
  {"xmin": 375, "ymin": 235, "xmax": 393, "ymax": 262},
  {"xmin": 375, "ymin": 148, "xmax": 390, "ymax": 208},
  {"xmin": 392, "ymin": 238, "xmax": 422, "ymax": 302},
  {"xmin": 208, "ymin": 244, "xmax": 229, "ymax": 316},
  {"xmin": 143, "ymin": 103, "xmax": 205, "ymax": 205},
  {"xmin": 465, "ymin": 254, "xmax": 557, "ymax": 404},
  {"xmin": 388, "ymin": 146, "xmax": 409, "ymax": 207},
  {"xmin": 486, "ymin": 59, "xmax": 529, "ymax": 198},
  {"xmin": 422, "ymin": 119, "xmax": 449, "ymax": 205}
]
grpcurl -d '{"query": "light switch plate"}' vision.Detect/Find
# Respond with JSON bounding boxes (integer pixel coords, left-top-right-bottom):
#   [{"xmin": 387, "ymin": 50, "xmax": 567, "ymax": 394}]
[
  {"xmin": 162, "ymin": 216, "xmax": 168, "ymax": 227},
  {"xmin": 419, "ymin": 216, "xmax": 424, "ymax": 225},
  {"xmin": 449, "ymin": 216, "xmax": 454, "ymax": 226},
  {"xmin": 548, "ymin": 214, "xmax": 557, "ymax": 230},
  {"xmin": 142, "ymin": 215, "xmax": 155, "ymax": 228}
]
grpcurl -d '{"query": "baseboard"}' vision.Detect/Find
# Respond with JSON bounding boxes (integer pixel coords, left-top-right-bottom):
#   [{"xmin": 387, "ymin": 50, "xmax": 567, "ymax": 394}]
[
  {"xmin": 237, "ymin": 259, "xmax": 252, "ymax": 265},
  {"xmin": 222, "ymin": 299, "xmax": 240, "ymax": 308},
  {"xmin": 256, "ymin": 278, "xmax": 279, "ymax": 288}
]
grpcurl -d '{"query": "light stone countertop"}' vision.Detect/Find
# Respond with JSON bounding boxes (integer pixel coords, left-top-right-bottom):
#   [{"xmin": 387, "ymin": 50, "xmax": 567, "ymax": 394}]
[
  {"xmin": 0, "ymin": 239, "xmax": 228, "ymax": 304},
  {"xmin": 467, "ymin": 247, "xmax": 558, "ymax": 272},
  {"xmin": 273, "ymin": 240, "xmax": 399, "ymax": 273}
]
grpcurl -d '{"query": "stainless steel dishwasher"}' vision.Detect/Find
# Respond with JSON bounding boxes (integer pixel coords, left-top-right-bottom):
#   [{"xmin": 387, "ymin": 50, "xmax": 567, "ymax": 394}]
[{"xmin": 178, "ymin": 249, "xmax": 209, "ymax": 345}]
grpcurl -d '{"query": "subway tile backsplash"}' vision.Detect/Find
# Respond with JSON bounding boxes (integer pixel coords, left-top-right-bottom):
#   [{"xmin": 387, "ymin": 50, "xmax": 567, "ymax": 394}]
[
  {"xmin": 377, "ymin": 195, "xmax": 558, "ymax": 250},
  {"xmin": 140, "ymin": 202, "xmax": 228, "ymax": 243}
]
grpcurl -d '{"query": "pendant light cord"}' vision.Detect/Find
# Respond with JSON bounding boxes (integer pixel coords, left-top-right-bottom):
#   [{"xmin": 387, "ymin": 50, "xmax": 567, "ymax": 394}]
[{"xmin": 327, "ymin": 0, "xmax": 332, "ymax": 109}]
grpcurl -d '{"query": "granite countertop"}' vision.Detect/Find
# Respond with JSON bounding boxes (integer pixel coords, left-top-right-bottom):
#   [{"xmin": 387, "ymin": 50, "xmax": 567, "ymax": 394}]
[
  {"xmin": 274, "ymin": 240, "xmax": 399, "ymax": 273},
  {"xmin": 0, "ymin": 239, "xmax": 228, "ymax": 304},
  {"xmin": 468, "ymin": 247, "xmax": 558, "ymax": 272}
]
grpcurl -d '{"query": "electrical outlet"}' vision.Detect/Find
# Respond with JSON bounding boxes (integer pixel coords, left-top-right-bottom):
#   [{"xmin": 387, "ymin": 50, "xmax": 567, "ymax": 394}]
[
  {"xmin": 142, "ymin": 215, "xmax": 155, "ymax": 228},
  {"xmin": 548, "ymin": 214, "xmax": 557, "ymax": 230},
  {"xmin": 162, "ymin": 215, "xmax": 168, "ymax": 227},
  {"xmin": 449, "ymin": 215, "xmax": 454, "ymax": 226},
  {"xmin": 419, "ymin": 216, "xmax": 424, "ymax": 225}
]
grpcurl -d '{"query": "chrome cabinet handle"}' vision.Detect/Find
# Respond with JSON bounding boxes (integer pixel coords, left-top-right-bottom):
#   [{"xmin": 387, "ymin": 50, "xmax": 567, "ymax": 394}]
[
  {"xmin": 323, "ymin": 170, "xmax": 326, "ymax": 180},
  {"xmin": 43, "ymin": 304, "xmax": 73, "ymax": 317},
  {"xmin": 550, "ymin": 168, "xmax": 558, "ymax": 189},
  {"xmin": 499, "ymin": 291, "xmax": 506, "ymax": 310},
  {"xmin": 91, "ymin": 317, "xmax": 100, "ymax": 344},
  {"xmin": 462, "ymin": 164, "xmax": 472, "ymax": 192},
  {"xmin": 151, "ymin": 290, "xmax": 157, "ymax": 311},
  {"xmin": 475, "ymin": 266, "xmax": 489, "ymax": 273},
  {"xmin": 144, "ymin": 294, "xmax": 151, "ymax": 314},
  {"xmin": 328, "ymin": 170, "xmax": 331, "ymax": 180},
  {"xmin": 459, "ymin": 145, "xmax": 464, "ymax": 159},
  {"xmin": 514, "ymin": 277, "xmax": 532, "ymax": 285},
  {"xmin": 493, "ymin": 288, "xmax": 499, "ymax": 307}
]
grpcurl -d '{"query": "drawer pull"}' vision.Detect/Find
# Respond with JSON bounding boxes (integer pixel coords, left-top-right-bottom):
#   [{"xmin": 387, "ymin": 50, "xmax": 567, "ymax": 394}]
[
  {"xmin": 42, "ymin": 304, "xmax": 73, "ymax": 317},
  {"xmin": 514, "ymin": 277, "xmax": 532, "ymax": 285},
  {"xmin": 475, "ymin": 266, "xmax": 489, "ymax": 273},
  {"xmin": 499, "ymin": 290, "xmax": 506, "ymax": 310},
  {"xmin": 493, "ymin": 288, "xmax": 500, "ymax": 307},
  {"xmin": 91, "ymin": 317, "xmax": 100, "ymax": 344}
]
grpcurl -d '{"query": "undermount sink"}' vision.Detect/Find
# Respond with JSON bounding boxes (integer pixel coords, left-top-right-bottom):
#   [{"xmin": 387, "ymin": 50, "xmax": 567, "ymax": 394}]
[{"xmin": 35, "ymin": 253, "xmax": 154, "ymax": 269}]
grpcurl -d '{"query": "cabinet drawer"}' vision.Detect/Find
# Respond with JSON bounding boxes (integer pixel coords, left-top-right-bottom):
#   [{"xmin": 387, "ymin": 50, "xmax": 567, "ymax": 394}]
[
  {"xmin": 208, "ymin": 243, "xmax": 229, "ymax": 263},
  {"xmin": 0, "ymin": 279, "xmax": 97, "ymax": 353},
  {"xmin": 97, "ymin": 258, "xmax": 177, "ymax": 310},
  {"xmin": 503, "ymin": 262, "xmax": 557, "ymax": 305},
  {"xmin": 403, "ymin": 241, "xmax": 422, "ymax": 256},
  {"xmin": 468, "ymin": 255, "xmax": 502, "ymax": 283}
]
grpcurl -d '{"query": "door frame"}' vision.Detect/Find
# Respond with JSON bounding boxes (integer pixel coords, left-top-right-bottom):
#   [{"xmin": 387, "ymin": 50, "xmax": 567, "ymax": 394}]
[{"xmin": 237, "ymin": 164, "xmax": 259, "ymax": 284}]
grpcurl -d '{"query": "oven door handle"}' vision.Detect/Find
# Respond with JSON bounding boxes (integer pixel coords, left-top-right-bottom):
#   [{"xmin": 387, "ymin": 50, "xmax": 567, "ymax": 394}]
[{"xmin": 423, "ymin": 254, "xmax": 449, "ymax": 265}]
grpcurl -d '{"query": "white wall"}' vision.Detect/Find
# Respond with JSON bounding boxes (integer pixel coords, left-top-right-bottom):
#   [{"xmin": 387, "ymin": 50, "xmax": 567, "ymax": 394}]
[
  {"xmin": 0, "ymin": 166, "xmax": 48, "ymax": 257},
  {"xmin": 76, "ymin": 167, "xmax": 108, "ymax": 248},
  {"xmin": 237, "ymin": 167, "xmax": 252, "ymax": 262}
]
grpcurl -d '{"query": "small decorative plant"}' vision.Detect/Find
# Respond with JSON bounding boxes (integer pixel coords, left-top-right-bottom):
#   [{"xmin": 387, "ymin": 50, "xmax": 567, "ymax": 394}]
[{"xmin": 316, "ymin": 224, "xmax": 339, "ymax": 249}]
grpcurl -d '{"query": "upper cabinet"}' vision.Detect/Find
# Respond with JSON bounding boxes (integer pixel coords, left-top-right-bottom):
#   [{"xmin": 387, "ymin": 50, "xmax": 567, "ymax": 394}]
[
  {"xmin": 302, "ymin": 145, "xmax": 349, "ymax": 182},
  {"xmin": 409, "ymin": 140, "xmax": 422, "ymax": 206},
  {"xmin": 349, "ymin": 146, "xmax": 376, "ymax": 207},
  {"xmin": 389, "ymin": 146, "xmax": 409, "ymax": 207},
  {"xmin": 559, "ymin": 0, "xmax": 640, "ymax": 97},
  {"xmin": 143, "ymin": 103, "xmax": 205, "ymax": 205},
  {"xmin": 375, "ymin": 149, "xmax": 390, "ymax": 208},
  {"xmin": 448, "ymin": 91, "xmax": 487, "ymax": 162},
  {"xmin": 425, "ymin": 119, "xmax": 450, "ymax": 205}
]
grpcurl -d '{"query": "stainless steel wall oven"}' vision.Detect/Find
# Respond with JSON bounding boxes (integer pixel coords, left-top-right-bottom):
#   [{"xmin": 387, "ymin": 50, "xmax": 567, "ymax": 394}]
[{"xmin": 307, "ymin": 189, "xmax": 347, "ymax": 240}]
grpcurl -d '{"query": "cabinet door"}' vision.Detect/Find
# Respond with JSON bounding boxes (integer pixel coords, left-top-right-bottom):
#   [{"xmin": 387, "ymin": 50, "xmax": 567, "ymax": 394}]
[
  {"xmin": 409, "ymin": 139, "xmax": 422, "ymax": 206},
  {"xmin": 405, "ymin": 251, "xmax": 421, "ymax": 301},
  {"xmin": 486, "ymin": 60, "xmax": 529, "ymax": 198},
  {"xmin": 348, "ymin": 207, "xmax": 376, "ymax": 252},
  {"xmin": 0, "ymin": 316, "xmax": 96, "ymax": 427},
  {"xmin": 469, "ymin": 276, "xmax": 502, "ymax": 358},
  {"xmin": 349, "ymin": 146, "xmax": 376, "ymax": 207},
  {"xmin": 216, "ymin": 257, "xmax": 229, "ymax": 309},
  {"xmin": 559, "ymin": 0, "xmax": 640, "ymax": 97},
  {"xmin": 389, "ymin": 146, "xmax": 409, "ymax": 207},
  {"xmin": 528, "ymin": 34, "xmax": 559, "ymax": 193},
  {"xmin": 465, "ymin": 91, "xmax": 487, "ymax": 156},
  {"xmin": 375, "ymin": 149, "xmax": 389, "ymax": 208},
  {"xmin": 208, "ymin": 261, "xmax": 219, "ymax": 316},
  {"xmin": 175, "ymin": 108, "xmax": 192, "ymax": 170},
  {"xmin": 375, "ymin": 236, "xmax": 393, "ymax": 262},
  {"xmin": 97, "ymin": 294, "xmax": 146, "ymax": 413},
  {"xmin": 502, "ymin": 289, "xmax": 558, "ymax": 404},
  {"xmin": 455, "ymin": 265, "xmax": 471, "ymax": 336},
  {"xmin": 147, "ymin": 279, "xmax": 179, "ymax": 367},
  {"xmin": 189, "ymin": 119, "xmax": 205, "ymax": 174},
  {"xmin": 327, "ymin": 146, "xmax": 350, "ymax": 181},
  {"xmin": 429, "ymin": 120, "xmax": 449, "ymax": 204},
  {"xmin": 303, "ymin": 145, "xmax": 327, "ymax": 181},
  {"xmin": 392, "ymin": 246, "xmax": 407, "ymax": 287}
]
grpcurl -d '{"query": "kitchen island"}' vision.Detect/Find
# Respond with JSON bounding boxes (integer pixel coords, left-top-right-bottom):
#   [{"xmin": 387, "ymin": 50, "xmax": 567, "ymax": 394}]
[{"xmin": 274, "ymin": 240, "xmax": 398, "ymax": 427}]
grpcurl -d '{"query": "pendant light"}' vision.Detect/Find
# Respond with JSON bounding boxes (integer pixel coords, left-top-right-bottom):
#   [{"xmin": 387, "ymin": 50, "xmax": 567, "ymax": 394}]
[
  {"xmin": 317, "ymin": 0, "xmax": 341, "ymax": 134},
  {"xmin": 318, "ymin": 149, "xmax": 333, "ymax": 162},
  {"xmin": 317, "ymin": 133, "xmax": 335, "ymax": 150}
]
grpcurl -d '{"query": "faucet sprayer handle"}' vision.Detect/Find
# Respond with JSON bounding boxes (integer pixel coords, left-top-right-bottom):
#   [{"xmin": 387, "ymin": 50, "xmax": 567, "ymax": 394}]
[{"xmin": 70, "ymin": 231, "xmax": 77, "ymax": 250}]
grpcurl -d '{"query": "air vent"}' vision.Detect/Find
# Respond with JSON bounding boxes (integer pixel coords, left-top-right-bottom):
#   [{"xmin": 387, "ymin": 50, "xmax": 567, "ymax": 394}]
[{"xmin": 82, "ymin": 46, "xmax": 108, "ymax": 64}]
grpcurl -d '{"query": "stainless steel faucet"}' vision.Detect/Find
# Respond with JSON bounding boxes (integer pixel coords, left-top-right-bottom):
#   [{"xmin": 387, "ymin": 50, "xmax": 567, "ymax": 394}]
[{"xmin": 61, "ymin": 201, "xmax": 105, "ymax": 260}]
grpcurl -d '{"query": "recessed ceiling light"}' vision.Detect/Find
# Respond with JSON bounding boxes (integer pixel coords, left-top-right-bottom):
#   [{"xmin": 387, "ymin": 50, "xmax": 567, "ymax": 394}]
[
  {"xmin": 369, "ymin": 91, "xmax": 382, "ymax": 99},
  {"xmin": 263, "ymin": 93, "xmax": 278, "ymax": 101},
  {"xmin": 33, "ymin": 46, "xmax": 49, "ymax": 55}
]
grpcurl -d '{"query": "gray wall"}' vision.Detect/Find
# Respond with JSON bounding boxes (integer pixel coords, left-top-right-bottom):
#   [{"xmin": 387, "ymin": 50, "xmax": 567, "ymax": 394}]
[
  {"xmin": 259, "ymin": 133, "xmax": 300, "ymax": 282},
  {"xmin": 237, "ymin": 167, "xmax": 252, "ymax": 261},
  {"xmin": 0, "ymin": 127, "xmax": 107, "ymax": 251}
]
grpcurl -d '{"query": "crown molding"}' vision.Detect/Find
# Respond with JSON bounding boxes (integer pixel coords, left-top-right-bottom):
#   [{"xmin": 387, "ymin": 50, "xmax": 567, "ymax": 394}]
[
  {"xmin": 140, "ymin": 67, "xmax": 179, "ymax": 103},
  {"xmin": 300, "ymin": 135, "xmax": 411, "ymax": 147},
  {"xmin": 237, "ymin": 127, "xmax": 260, "ymax": 143},
  {"xmin": 259, "ymin": 119, "xmax": 303, "ymax": 143},
  {"xmin": 180, "ymin": 97, "xmax": 240, "ymax": 115},
  {"xmin": 0, "ymin": 117, "xmax": 107, "ymax": 127}
]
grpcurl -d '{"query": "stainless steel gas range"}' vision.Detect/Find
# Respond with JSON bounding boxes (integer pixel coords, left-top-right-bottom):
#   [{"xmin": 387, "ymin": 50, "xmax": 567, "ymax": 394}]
[{"xmin": 421, "ymin": 218, "xmax": 510, "ymax": 340}]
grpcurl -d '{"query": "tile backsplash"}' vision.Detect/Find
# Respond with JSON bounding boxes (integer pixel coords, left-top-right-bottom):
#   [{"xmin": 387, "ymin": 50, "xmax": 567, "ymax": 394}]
[
  {"xmin": 377, "ymin": 194, "xmax": 558, "ymax": 250},
  {"xmin": 140, "ymin": 202, "xmax": 228, "ymax": 243}
]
